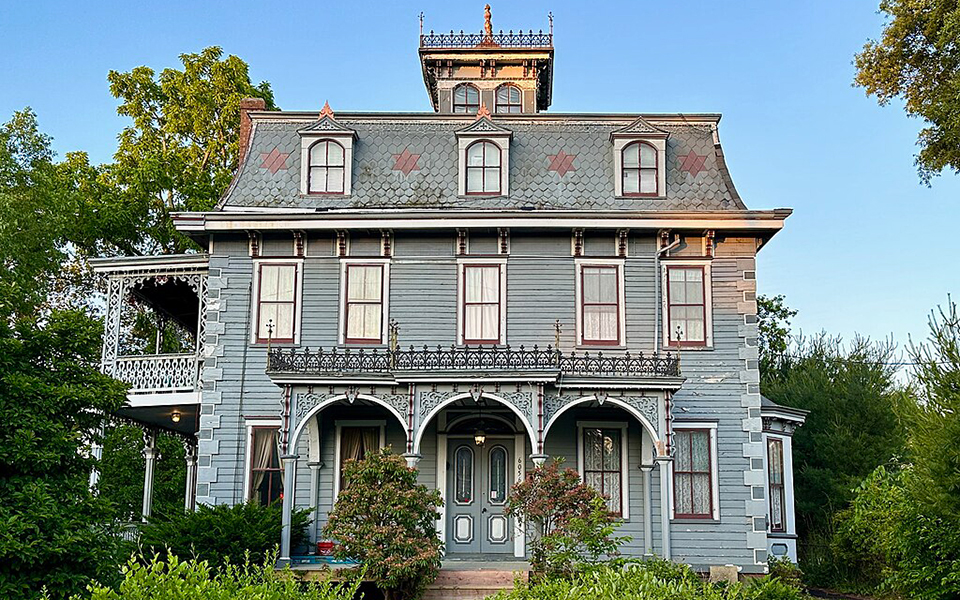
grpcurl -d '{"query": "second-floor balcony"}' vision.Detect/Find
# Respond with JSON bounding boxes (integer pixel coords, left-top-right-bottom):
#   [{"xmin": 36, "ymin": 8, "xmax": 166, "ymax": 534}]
[{"xmin": 267, "ymin": 344, "xmax": 681, "ymax": 383}]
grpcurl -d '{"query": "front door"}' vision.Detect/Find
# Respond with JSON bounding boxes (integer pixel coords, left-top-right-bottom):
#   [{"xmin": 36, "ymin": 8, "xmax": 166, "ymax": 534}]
[{"xmin": 446, "ymin": 439, "xmax": 513, "ymax": 555}]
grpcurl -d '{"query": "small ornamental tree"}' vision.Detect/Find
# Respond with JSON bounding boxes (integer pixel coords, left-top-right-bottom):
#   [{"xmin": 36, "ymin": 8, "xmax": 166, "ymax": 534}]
[
  {"xmin": 323, "ymin": 448, "xmax": 443, "ymax": 600},
  {"xmin": 506, "ymin": 459, "xmax": 626, "ymax": 578}
]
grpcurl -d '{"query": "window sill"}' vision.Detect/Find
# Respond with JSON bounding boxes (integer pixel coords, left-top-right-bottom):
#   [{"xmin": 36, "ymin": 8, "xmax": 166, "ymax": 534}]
[
  {"xmin": 251, "ymin": 341, "xmax": 300, "ymax": 347},
  {"xmin": 664, "ymin": 345, "xmax": 714, "ymax": 352},
  {"xmin": 767, "ymin": 532, "xmax": 798, "ymax": 540},
  {"xmin": 576, "ymin": 344, "xmax": 627, "ymax": 351},
  {"xmin": 340, "ymin": 343, "xmax": 388, "ymax": 349},
  {"xmin": 671, "ymin": 517, "xmax": 720, "ymax": 524}
]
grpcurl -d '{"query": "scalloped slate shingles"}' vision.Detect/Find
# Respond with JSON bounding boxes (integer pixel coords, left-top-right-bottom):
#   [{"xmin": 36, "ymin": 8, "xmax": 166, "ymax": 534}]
[{"xmin": 223, "ymin": 118, "xmax": 746, "ymax": 211}]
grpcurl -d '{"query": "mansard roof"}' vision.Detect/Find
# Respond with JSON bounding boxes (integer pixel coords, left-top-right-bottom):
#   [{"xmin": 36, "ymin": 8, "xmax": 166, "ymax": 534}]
[{"xmin": 219, "ymin": 111, "xmax": 746, "ymax": 212}]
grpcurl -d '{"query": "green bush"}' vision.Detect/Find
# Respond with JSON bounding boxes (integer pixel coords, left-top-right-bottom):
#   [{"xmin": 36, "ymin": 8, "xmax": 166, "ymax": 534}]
[
  {"xmin": 66, "ymin": 553, "xmax": 361, "ymax": 600},
  {"xmin": 766, "ymin": 557, "xmax": 802, "ymax": 590},
  {"xmin": 323, "ymin": 447, "xmax": 442, "ymax": 600},
  {"xmin": 139, "ymin": 502, "xmax": 310, "ymax": 570}
]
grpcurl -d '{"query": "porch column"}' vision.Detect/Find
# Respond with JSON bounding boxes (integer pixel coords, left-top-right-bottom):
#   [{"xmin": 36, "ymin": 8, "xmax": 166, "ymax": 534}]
[
  {"xmin": 640, "ymin": 464, "xmax": 654, "ymax": 556},
  {"xmin": 141, "ymin": 430, "xmax": 158, "ymax": 521},
  {"xmin": 183, "ymin": 441, "xmax": 198, "ymax": 511},
  {"xmin": 529, "ymin": 453, "xmax": 549, "ymax": 466},
  {"xmin": 655, "ymin": 456, "xmax": 672, "ymax": 559},
  {"xmin": 403, "ymin": 452, "xmax": 422, "ymax": 468},
  {"xmin": 279, "ymin": 453, "xmax": 299, "ymax": 564},
  {"xmin": 308, "ymin": 461, "xmax": 322, "ymax": 544}
]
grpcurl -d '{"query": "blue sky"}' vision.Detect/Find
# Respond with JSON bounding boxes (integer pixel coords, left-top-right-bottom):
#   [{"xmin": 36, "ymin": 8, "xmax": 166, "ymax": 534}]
[{"xmin": 2, "ymin": 0, "xmax": 957, "ymax": 352}]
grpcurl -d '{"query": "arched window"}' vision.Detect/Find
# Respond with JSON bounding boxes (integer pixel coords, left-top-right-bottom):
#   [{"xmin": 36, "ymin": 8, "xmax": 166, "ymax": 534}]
[
  {"xmin": 488, "ymin": 446, "xmax": 508, "ymax": 504},
  {"xmin": 495, "ymin": 85, "xmax": 522, "ymax": 114},
  {"xmin": 454, "ymin": 445, "xmax": 474, "ymax": 504},
  {"xmin": 465, "ymin": 140, "xmax": 501, "ymax": 195},
  {"xmin": 621, "ymin": 141, "xmax": 658, "ymax": 196},
  {"xmin": 453, "ymin": 84, "xmax": 481, "ymax": 114},
  {"xmin": 308, "ymin": 140, "xmax": 345, "ymax": 194}
]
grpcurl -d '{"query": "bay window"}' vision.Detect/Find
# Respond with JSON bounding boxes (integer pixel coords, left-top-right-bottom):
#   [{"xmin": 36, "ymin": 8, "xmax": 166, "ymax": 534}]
[{"xmin": 768, "ymin": 437, "xmax": 786, "ymax": 532}]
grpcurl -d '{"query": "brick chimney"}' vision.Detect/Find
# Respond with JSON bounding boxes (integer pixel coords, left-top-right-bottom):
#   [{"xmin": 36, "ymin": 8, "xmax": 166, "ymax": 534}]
[{"xmin": 238, "ymin": 97, "xmax": 266, "ymax": 164}]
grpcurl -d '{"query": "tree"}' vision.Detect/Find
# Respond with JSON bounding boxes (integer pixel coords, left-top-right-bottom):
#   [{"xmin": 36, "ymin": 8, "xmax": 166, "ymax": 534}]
[
  {"xmin": 757, "ymin": 294, "xmax": 798, "ymax": 377},
  {"xmin": 103, "ymin": 46, "xmax": 276, "ymax": 254},
  {"xmin": 323, "ymin": 448, "xmax": 443, "ymax": 600},
  {"xmin": 854, "ymin": 0, "xmax": 960, "ymax": 183}
]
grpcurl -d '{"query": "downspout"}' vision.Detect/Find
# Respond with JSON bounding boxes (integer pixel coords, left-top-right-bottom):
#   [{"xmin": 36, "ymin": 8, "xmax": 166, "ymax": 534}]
[{"xmin": 655, "ymin": 232, "xmax": 680, "ymax": 353}]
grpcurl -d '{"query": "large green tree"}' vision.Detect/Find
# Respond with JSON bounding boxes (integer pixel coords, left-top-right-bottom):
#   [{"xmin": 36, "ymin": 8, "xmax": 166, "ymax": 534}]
[{"xmin": 855, "ymin": 0, "xmax": 960, "ymax": 183}]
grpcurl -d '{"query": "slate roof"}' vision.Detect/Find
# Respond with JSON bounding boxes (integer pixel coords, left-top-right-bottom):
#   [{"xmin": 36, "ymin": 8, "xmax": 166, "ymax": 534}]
[{"xmin": 220, "ymin": 113, "xmax": 747, "ymax": 212}]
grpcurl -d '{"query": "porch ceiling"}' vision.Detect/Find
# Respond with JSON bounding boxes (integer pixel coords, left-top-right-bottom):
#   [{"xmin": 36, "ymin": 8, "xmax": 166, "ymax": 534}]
[{"xmin": 117, "ymin": 403, "xmax": 199, "ymax": 437}]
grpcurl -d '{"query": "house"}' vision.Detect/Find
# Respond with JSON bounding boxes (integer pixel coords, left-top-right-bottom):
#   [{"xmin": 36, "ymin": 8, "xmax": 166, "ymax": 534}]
[{"xmin": 92, "ymin": 8, "xmax": 805, "ymax": 574}]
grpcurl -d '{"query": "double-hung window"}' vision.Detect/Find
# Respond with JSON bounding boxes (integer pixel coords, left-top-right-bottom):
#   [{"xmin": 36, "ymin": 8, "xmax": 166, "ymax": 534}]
[
  {"xmin": 577, "ymin": 262, "xmax": 624, "ymax": 345},
  {"xmin": 664, "ymin": 264, "xmax": 711, "ymax": 347},
  {"xmin": 465, "ymin": 141, "xmax": 502, "ymax": 195},
  {"xmin": 768, "ymin": 437, "xmax": 786, "ymax": 532},
  {"xmin": 460, "ymin": 263, "xmax": 504, "ymax": 344},
  {"xmin": 307, "ymin": 139, "xmax": 345, "ymax": 194},
  {"xmin": 622, "ymin": 141, "xmax": 658, "ymax": 196},
  {"xmin": 581, "ymin": 426, "xmax": 626, "ymax": 516},
  {"xmin": 255, "ymin": 263, "xmax": 299, "ymax": 343},
  {"xmin": 673, "ymin": 428, "xmax": 715, "ymax": 518},
  {"xmin": 343, "ymin": 263, "xmax": 386, "ymax": 344},
  {"xmin": 248, "ymin": 426, "xmax": 282, "ymax": 506}
]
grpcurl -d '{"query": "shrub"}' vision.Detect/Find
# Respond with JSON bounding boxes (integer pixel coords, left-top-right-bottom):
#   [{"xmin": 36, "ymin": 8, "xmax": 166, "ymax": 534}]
[
  {"xmin": 139, "ymin": 501, "xmax": 310, "ymax": 570},
  {"xmin": 67, "ymin": 553, "xmax": 362, "ymax": 600},
  {"xmin": 506, "ymin": 459, "xmax": 627, "ymax": 578},
  {"xmin": 766, "ymin": 556, "xmax": 803, "ymax": 589},
  {"xmin": 323, "ymin": 447, "xmax": 443, "ymax": 600}
]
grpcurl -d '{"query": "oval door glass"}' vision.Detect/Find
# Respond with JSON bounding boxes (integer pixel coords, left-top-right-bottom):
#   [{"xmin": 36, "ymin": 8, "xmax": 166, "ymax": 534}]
[
  {"xmin": 489, "ymin": 446, "xmax": 507, "ymax": 504},
  {"xmin": 455, "ymin": 446, "xmax": 473, "ymax": 504}
]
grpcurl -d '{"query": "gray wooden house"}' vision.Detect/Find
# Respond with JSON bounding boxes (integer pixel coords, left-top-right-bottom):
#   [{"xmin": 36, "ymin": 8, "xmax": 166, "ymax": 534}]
[{"xmin": 93, "ymin": 11, "xmax": 804, "ymax": 575}]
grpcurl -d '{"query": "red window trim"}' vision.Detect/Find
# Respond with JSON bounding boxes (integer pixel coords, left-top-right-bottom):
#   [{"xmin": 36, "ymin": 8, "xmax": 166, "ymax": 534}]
[
  {"xmin": 248, "ymin": 426, "xmax": 282, "ymax": 506},
  {"xmin": 306, "ymin": 139, "xmax": 346, "ymax": 196},
  {"xmin": 495, "ymin": 84, "xmax": 522, "ymax": 114},
  {"xmin": 254, "ymin": 262, "xmax": 298, "ymax": 344},
  {"xmin": 621, "ymin": 140, "xmax": 659, "ymax": 197},
  {"xmin": 768, "ymin": 437, "xmax": 786, "ymax": 533},
  {"xmin": 582, "ymin": 427, "xmax": 624, "ymax": 517},
  {"xmin": 665, "ymin": 265, "xmax": 708, "ymax": 348},
  {"xmin": 579, "ymin": 264, "xmax": 621, "ymax": 346},
  {"xmin": 343, "ymin": 263, "xmax": 385, "ymax": 345},
  {"xmin": 673, "ymin": 428, "xmax": 714, "ymax": 519},
  {"xmin": 464, "ymin": 140, "xmax": 502, "ymax": 196},
  {"xmin": 461, "ymin": 263, "xmax": 502, "ymax": 345},
  {"xmin": 453, "ymin": 83, "xmax": 481, "ymax": 114}
]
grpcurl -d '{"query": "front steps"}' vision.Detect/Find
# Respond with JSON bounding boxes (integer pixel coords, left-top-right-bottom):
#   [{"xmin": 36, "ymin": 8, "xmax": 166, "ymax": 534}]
[{"xmin": 423, "ymin": 566, "xmax": 528, "ymax": 600}]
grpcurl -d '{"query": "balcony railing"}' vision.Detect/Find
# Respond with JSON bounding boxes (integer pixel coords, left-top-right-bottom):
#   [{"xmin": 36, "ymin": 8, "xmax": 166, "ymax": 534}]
[
  {"xmin": 112, "ymin": 354, "xmax": 201, "ymax": 394},
  {"xmin": 268, "ymin": 345, "xmax": 680, "ymax": 379},
  {"xmin": 420, "ymin": 30, "xmax": 553, "ymax": 49}
]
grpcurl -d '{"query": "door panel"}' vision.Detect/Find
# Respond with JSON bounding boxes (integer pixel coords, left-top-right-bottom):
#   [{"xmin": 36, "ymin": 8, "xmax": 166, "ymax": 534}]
[{"xmin": 447, "ymin": 444, "xmax": 480, "ymax": 553}]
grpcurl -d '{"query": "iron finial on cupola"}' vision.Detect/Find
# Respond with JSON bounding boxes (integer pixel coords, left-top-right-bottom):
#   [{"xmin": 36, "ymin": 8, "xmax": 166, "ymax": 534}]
[
  {"xmin": 476, "ymin": 102, "xmax": 491, "ymax": 120},
  {"xmin": 319, "ymin": 101, "xmax": 334, "ymax": 119}
]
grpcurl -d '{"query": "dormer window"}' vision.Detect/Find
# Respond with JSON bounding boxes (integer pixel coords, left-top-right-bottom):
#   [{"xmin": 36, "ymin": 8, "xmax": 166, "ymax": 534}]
[
  {"xmin": 453, "ymin": 84, "xmax": 481, "ymax": 113},
  {"xmin": 465, "ymin": 141, "xmax": 501, "ymax": 195},
  {"xmin": 622, "ymin": 141, "xmax": 658, "ymax": 196},
  {"xmin": 307, "ymin": 140, "xmax": 346, "ymax": 194},
  {"xmin": 495, "ymin": 85, "xmax": 522, "ymax": 114}
]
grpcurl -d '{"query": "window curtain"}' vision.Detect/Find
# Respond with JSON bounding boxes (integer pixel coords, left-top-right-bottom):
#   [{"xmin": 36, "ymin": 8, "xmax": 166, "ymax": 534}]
[
  {"xmin": 249, "ymin": 428, "xmax": 276, "ymax": 503},
  {"xmin": 340, "ymin": 427, "xmax": 380, "ymax": 489}
]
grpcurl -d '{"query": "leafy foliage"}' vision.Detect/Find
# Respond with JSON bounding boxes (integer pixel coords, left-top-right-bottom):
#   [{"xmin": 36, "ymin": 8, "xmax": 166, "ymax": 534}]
[
  {"xmin": 757, "ymin": 294, "xmax": 797, "ymax": 376},
  {"xmin": 139, "ymin": 501, "xmax": 310, "ymax": 571},
  {"xmin": 854, "ymin": 0, "xmax": 960, "ymax": 183},
  {"xmin": 70, "ymin": 553, "xmax": 363, "ymax": 600},
  {"xmin": 506, "ymin": 459, "xmax": 626, "ymax": 578},
  {"xmin": 323, "ymin": 448, "xmax": 443, "ymax": 600}
]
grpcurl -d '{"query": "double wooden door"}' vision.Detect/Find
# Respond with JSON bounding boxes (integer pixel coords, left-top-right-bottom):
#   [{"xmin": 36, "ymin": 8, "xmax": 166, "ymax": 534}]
[{"xmin": 446, "ymin": 439, "xmax": 513, "ymax": 555}]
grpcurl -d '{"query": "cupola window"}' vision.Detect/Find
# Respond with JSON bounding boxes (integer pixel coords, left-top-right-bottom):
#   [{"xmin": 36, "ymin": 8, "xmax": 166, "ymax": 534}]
[
  {"xmin": 495, "ymin": 85, "xmax": 522, "ymax": 114},
  {"xmin": 453, "ymin": 84, "xmax": 481, "ymax": 114}
]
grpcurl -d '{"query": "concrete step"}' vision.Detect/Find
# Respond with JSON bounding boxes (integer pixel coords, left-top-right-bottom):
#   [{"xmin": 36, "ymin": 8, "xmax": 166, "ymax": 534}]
[
  {"xmin": 425, "ymin": 570, "xmax": 525, "ymax": 600},
  {"xmin": 422, "ymin": 585, "xmax": 512, "ymax": 600}
]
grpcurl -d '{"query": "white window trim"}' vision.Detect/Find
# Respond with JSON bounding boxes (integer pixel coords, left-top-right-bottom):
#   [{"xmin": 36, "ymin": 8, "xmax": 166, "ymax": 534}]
[
  {"xmin": 300, "ymin": 134, "xmax": 354, "ymax": 196},
  {"xmin": 661, "ymin": 259, "xmax": 714, "ymax": 349},
  {"xmin": 577, "ymin": 421, "xmax": 630, "ymax": 519},
  {"xmin": 332, "ymin": 419, "xmax": 387, "ymax": 500},
  {"xmin": 457, "ymin": 134, "xmax": 511, "ymax": 197},
  {"xmin": 243, "ymin": 418, "xmax": 283, "ymax": 502},
  {"xmin": 457, "ymin": 257, "xmax": 508, "ymax": 346},
  {"xmin": 612, "ymin": 136, "xmax": 667, "ymax": 198},
  {"xmin": 338, "ymin": 258, "xmax": 391, "ymax": 345},
  {"xmin": 250, "ymin": 259, "xmax": 304, "ymax": 345},
  {"xmin": 574, "ymin": 258, "xmax": 627, "ymax": 347},
  {"xmin": 763, "ymin": 432, "xmax": 796, "ymax": 536},
  {"xmin": 669, "ymin": 421, "xmax": 720, "ymax": 521}
]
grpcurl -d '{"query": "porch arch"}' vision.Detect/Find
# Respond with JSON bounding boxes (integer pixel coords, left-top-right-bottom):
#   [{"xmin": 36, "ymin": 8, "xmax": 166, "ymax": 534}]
[
  {"xmin": 291, "ymin": 393, "xmax": 408, "ymax": 450},
  {"xmin": 413, "ymin": 391, "xmax": 537, "ymax": 455},
  {"xmin": 542, "ymin": 394, "xmax": 661, "ymax": 448}
]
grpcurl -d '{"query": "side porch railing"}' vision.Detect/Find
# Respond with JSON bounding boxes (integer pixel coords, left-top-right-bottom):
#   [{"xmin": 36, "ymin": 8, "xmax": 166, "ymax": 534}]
[{"xmin": 111, "ymin": 354, "xmax": 202, "ymax": 394}]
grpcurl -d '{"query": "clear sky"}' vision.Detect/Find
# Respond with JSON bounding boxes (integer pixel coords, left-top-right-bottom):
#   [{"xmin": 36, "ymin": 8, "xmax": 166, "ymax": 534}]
[{"xmin": 1, "ymin": 0, "xmax": 957, "ymax": 351}]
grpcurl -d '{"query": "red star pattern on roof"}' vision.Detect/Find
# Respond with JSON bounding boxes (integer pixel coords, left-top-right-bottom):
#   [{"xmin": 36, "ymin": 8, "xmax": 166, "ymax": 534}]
[
  {"xmin": 678, "ymin": 150, "xmax": 708, "ymax": 177},
  {"xmin": 259, "ymin": 148, "xmax": 289, "ymax": 174},
  {"xmin": 547, "ymin": 150, "xmax": 577, "ymax": 177},
  {"xmin": 391, "ymin": 148, "xmax": 421, "ymax": 176}
]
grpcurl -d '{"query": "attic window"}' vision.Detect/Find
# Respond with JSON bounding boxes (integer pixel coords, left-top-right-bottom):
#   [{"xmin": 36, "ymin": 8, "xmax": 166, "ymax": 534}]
[
  {"xmin": 308, "ymin": 140, "xmax": 345, "ymax": 194},
  {"xmin": 622, "ymin": 141, "xmax": 658, "ymax": 196},
  {"xmin": 465, "ymin": 141, "xmax": 502, "ymax": 195},
  {"xmin": 454, "ymin": 84, "xmax": 481, "ymax": 114}
]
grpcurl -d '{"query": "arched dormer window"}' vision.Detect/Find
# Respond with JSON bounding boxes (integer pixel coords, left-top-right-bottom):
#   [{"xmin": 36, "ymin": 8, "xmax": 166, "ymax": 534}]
[
  {"xmin": 308, "ymin": 139, "xmax": 345, "ymax": 194},
  {"xmin": 453, "ymin": 84, "xmax": 481, "ymax": 114},
  {"xmin": 495, "ymin": 85, "xmax": 522, "ymax": 114},
  {"xmin": 621, "ymin": 141, "xmax": 658, "ymax": 196},
  {"xmin": 465, "ymin": 140, "xmax": 501, "ymax": 195}
]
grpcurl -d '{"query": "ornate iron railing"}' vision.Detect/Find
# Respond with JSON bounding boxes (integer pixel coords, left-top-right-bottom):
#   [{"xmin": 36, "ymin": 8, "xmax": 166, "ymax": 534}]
[
  {"xmin": 112, "ymin": 354, "xmax": 201, "ymax": 393},
  {"xmin": 420, "ymin": 30, "xmax": 553, "ymax": 49},
  {"xmin": 268, "ymin": 345, "xmax": 679, "ymax": 379}
]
